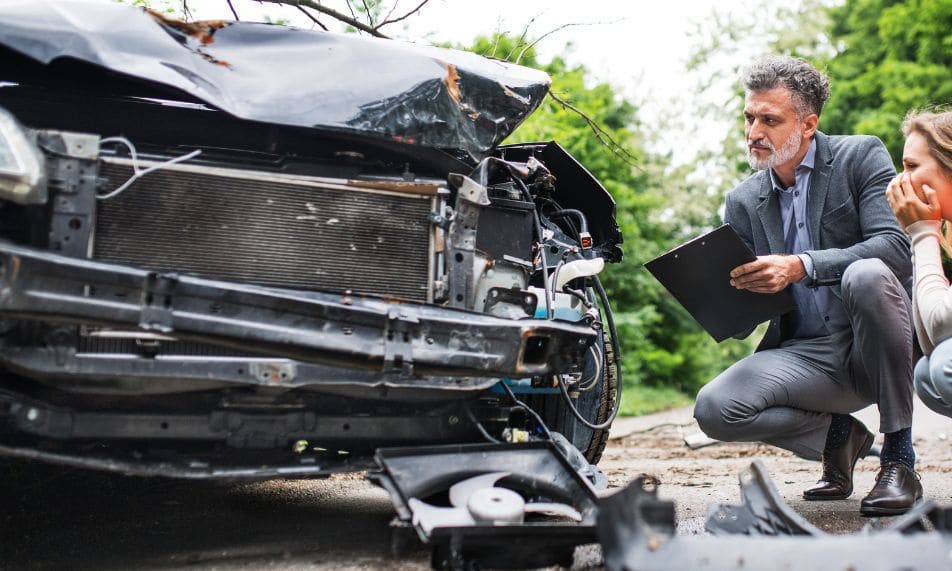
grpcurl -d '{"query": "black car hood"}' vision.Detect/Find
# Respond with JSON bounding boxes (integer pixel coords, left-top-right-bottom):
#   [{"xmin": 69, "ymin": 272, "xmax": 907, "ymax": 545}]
[{"xmin": 0, "ymin": 0, "xmax": 550, "ymax": 158}]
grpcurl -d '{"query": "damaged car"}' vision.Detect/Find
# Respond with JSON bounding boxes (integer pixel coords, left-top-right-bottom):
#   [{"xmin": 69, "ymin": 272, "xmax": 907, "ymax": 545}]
[{"xmin": 0, "ymin": 0, "xmax": 623, "ymax": 479}]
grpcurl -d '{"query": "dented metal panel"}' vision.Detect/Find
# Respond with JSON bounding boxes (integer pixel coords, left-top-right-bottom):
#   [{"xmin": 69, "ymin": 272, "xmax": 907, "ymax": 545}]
[{"xmin": 0, "ymin": 0, "xmax": 550, "ymax": 157}]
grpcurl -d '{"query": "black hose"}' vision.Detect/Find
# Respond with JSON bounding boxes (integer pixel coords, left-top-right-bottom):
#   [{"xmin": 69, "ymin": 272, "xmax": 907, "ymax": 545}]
[
  {"xmin": 553, "ymin": 274, "xmax": 622, "ymax": 431},
  {"xmin": 549, "ymin": 208, "xmax": 589, "ymax": 235},
  {"xmin": 499, "ymin": 381, "xmax": 554, "ymax": 440},
  {"xmin": 463, "ymin": 401, "xmax": 501, "ymax": 444}
]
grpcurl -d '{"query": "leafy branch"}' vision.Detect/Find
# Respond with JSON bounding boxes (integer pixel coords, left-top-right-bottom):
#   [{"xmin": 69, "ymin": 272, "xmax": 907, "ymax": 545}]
[{"xmin": 546, "ymin": 90, "xmax": 642, "ymax": 170}]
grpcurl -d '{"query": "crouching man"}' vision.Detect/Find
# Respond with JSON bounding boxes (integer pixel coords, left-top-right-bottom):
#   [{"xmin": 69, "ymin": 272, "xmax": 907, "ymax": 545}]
[{"xmin": 694, "ymin": 55, "xmax": 922, "ymax": 516}]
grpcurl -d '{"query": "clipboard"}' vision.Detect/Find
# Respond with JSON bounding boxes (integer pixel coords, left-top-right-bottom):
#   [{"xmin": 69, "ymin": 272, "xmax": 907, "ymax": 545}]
[{"xmin": 644, "ymin": 224, "xmax": 795, "ymax": 342}]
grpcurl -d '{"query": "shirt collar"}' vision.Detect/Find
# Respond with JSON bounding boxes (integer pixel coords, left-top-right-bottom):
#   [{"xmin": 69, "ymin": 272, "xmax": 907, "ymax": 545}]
[{"xmin": 770, "ymin": 137, "xmax": 817, "ymax": 193}]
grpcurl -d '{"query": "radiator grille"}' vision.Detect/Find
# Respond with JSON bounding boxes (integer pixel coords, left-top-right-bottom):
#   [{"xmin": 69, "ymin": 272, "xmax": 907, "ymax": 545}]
[{"xmin": 94, "ymin": 161, "xmax": 435, "ymax": 302}]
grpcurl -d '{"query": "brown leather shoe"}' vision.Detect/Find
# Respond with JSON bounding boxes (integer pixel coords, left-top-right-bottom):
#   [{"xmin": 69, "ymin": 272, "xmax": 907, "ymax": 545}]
[
  {"xmin": 803, "ymin": 417, "xmax": 874, "ymax": 500},
  {"xmin": 860, "ymin": 462, "xmax": 923, "ymax": 516}
]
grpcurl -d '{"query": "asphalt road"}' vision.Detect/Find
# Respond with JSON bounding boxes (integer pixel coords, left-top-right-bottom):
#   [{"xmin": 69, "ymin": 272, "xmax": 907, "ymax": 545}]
[
  {"xmin": 0, "ymin": 467, "xmax": 432, "ymax": 570},
  {"xmin": 1, "ymin": 396, "xmax": 948, "ymax": 570}
]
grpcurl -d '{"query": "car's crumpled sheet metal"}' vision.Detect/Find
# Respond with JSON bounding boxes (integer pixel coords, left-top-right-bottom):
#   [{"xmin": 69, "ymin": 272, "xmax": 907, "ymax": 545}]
[
  {"xmin": 0, "ymin": 0, "xmax": 550, "ymax": 157},
  {"xmin": 597, "ymin": 459, "xmax": 952, "ymax": 571}
]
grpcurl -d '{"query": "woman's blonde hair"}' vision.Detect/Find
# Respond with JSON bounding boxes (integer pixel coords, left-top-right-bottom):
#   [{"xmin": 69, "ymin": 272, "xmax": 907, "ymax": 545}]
[{"xmin": 902, "ymin": 108, "xmax": 952, "ymax": 253}]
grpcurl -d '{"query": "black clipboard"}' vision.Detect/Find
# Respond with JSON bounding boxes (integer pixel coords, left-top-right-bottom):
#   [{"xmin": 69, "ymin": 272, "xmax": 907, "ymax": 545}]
[{"xmin": 644, "ymin": 224, "xmax": 795, "ymax": 342}]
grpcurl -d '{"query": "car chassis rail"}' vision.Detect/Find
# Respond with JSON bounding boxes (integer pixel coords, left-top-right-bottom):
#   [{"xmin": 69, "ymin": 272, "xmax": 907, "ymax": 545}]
[{"xmin": 0, "ymin": 241, "xmax": 595, "ymax": 379}]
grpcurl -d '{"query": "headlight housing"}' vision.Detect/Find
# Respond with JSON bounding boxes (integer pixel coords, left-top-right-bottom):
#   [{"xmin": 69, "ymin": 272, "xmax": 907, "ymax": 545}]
[{"xmin": 0, "ymin": 106, "xmax": 46, "ymax": 205}]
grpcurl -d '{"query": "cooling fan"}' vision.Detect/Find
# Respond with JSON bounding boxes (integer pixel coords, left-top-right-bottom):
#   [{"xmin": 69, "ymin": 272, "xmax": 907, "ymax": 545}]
[{"xmin": 407, "ymin": 471, "xmax": 583, "ymax": 535}]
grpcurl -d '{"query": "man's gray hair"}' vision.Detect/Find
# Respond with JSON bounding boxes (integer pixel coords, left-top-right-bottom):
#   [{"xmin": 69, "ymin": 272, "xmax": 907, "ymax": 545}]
[{"xmin": 742, "ymin": 55, "xmax": 831, "ymax": 118}]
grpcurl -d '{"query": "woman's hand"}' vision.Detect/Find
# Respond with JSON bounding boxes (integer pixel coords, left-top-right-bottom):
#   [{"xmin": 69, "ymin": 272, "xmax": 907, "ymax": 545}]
[{"xmin": 886, "ymin": 172, "xmax": 941, "ymax": 228}]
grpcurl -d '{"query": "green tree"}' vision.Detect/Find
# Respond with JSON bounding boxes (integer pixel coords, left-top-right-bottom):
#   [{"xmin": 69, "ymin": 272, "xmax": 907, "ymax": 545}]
[{"xmin": 822, "ymin": 0, "xmax": 952, "ymax": 160}]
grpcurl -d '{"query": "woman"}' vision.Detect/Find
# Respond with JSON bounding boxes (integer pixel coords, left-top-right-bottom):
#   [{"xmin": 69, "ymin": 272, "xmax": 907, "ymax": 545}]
[{"xmin": 886, "ymin": 109, "xmax": 952, "ymax": 418}]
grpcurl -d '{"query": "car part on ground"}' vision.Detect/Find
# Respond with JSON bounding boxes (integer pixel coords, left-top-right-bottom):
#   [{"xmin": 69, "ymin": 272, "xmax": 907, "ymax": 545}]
[
  {"xmin": 597, "ymin": 459, "xmax": 952, "ymax": 571},
  {"xmin": 706, "ymin": 458, "xmax": 823, "ymax": 536},
  {"xmin": 371, "ymin": 440, "xmax": 601, "ymax": 571}
]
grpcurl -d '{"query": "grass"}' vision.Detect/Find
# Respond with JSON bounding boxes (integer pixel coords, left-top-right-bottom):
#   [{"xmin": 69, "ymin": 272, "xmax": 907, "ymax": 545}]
[{"xmin": 618, "ymin": 383, "xmax": 693, "ymax": 417}]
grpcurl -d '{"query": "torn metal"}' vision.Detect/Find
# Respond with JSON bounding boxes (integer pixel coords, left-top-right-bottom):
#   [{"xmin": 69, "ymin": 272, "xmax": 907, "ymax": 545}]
[
  {"xmin": 0, "ymin": 0, "xmax": 550, "ymax": 157},
  {"xmin": 597, "ymin": 459, "xmax": 952, "ymax": 571}
]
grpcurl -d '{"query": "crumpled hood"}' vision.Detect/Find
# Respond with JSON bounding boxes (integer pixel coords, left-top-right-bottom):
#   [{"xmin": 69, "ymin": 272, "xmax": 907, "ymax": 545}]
[{"xmin": 0, "ymin": 0, "xmax": 551, "ymax": 157}]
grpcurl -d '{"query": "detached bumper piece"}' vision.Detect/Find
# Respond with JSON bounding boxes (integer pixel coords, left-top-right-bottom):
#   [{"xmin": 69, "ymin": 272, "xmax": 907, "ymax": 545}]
[
  {"xmin": 370, "ymin": 442, "xmax": 600, "ymax": 570},
  {"xmin": 597, "ymin": 459, "xmax": 952, "ymax": 571},
  {"xmin": 0, "ymin": 242, "xmax": 594, "ymax": 378}
]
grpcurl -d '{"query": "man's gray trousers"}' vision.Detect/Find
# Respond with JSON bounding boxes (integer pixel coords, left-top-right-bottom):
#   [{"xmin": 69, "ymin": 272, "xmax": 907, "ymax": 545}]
[{"xmin": 693, "ymin": 258, "xmax": 914, "ymax": 460}]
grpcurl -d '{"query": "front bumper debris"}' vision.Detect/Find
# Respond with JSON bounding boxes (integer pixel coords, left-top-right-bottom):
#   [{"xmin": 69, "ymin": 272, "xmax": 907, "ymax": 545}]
[
  {"xmin": 0, "ymin": 241, "xmax": 594, "ymax": 379},
  {"xmin": 597, "ymin": 459, "xmax": 952, "ymax": 571}
]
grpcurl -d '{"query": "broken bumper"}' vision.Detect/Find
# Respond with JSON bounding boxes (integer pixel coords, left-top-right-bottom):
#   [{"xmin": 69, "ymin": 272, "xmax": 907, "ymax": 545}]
[{"xmin": 0, "ymin": 241, "xmax": 595, "ymax": 379}]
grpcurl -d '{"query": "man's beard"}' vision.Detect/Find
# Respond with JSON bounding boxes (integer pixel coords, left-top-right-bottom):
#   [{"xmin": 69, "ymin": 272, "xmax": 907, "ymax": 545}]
[{"xmin": 747, "ymin": 128, "xmax": 802, "ymax": 171}]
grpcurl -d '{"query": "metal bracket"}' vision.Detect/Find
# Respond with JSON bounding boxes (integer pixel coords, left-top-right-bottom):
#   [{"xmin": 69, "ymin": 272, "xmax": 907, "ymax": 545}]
[
  {"xmin": 446, "ymin": 174, "xmax": 490, "ymax": 310},
  {"xmin": 383, "ymin": 307, "xmax": 419, "ymax": 376},
  {"xmin": 139, "ymin": 272, "xmax": 178, "ymax": 333},
  {"xmin": 40, "ymin": 132, "xmax": 100, "ymax": 258}
]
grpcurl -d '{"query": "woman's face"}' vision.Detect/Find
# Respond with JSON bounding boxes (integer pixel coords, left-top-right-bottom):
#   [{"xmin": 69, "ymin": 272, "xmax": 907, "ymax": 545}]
[{"xmin": 903, "ymin": 131, "xmax": 952, "ymax": 220}]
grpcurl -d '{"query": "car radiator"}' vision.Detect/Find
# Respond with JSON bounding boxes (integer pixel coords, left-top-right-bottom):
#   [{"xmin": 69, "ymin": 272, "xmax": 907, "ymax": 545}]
[
  {"xmin": 94, "ymin": 160, "xmax": 437, "ymax": 302},
  {"xmin": 79, "ymin": 159, "xmax": 440, "ymax": 355}
]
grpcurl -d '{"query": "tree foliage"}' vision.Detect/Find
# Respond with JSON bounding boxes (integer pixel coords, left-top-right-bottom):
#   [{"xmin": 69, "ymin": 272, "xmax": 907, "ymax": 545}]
[{"xmin": 822, "ymin": 0, "xmax": 952, "ymax": 160}]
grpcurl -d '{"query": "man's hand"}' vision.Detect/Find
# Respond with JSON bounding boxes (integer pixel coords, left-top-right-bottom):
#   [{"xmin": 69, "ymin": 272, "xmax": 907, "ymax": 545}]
[{"xmin": 729, "ymin": 255, "xmax": 806, "ymax": 293}]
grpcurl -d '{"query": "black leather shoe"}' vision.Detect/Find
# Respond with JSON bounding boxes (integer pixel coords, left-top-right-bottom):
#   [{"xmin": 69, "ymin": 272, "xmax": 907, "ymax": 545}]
[
  {"xmin": 803, "ymin": 417, "xmax": 874, "ymax": 500},
  {"xmin": 860, "ymin": 462, "xmax": 923, "ymax": 516}
]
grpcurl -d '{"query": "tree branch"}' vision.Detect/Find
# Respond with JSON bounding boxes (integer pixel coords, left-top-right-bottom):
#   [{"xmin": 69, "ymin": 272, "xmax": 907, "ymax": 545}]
[
  {"xmin": 226, "ymin": 0, "xmax": 240, "ymax": 20},
  {"xmin": 360, "ymin": 0, "xmax": 376, "ymax": 27},
  {"xmin": 375, "ymin": 0, "xmax": 431, "ymax": 29},
  {"xmin": 547, "ymin": 90, "xmax": 641, "ymax": 170},
  {"xmin": 516, "ymin": 21, "xmax": 592, "ymax": 64},
  {"xmin": 253, "ymin": 0, "xmax": 389, "ymax": 38},
  {"xmin": 380, "ymin": 0, "xmax": 400, "ymax": 26},
  {"xmin": 505, "ymin": 14, "xmax": 538, "ymax": 61},
  {"xmin": 296, "ymin": 5, "xmax": 328, "ymax": 30}
]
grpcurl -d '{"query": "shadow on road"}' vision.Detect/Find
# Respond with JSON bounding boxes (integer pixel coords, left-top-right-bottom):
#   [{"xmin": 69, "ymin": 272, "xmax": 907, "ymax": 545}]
[{"xmin": 0, "ymin": 460, "xmax": 430, "ymax": 570}]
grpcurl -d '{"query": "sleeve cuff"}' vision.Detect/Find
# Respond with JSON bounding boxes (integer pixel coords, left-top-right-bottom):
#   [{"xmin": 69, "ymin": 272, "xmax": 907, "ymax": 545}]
[
  {"xmin": 797, "ymin": 253, "xmax": 814, "ymax": 284},
  {"xmin": 907, "ymin": 220, "xmax": 943, "ymax": 242}
]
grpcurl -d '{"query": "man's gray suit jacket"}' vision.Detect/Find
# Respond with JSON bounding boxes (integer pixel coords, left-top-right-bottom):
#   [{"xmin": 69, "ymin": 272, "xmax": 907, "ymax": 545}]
[{"xmin": 723, "ymin": 131, "xmax": 911, "ymax": 350}]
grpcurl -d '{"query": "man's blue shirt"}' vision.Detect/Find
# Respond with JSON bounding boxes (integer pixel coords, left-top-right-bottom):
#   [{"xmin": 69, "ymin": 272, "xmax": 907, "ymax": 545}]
[{"xmin": 770, "ymin": 138, "xmax": 850, "ymax": 338}]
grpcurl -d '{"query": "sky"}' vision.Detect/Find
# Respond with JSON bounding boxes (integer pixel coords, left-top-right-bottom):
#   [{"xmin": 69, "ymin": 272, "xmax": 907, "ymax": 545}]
[{"xmin": 183, "ymin": 0, "xmax": 784, "ymax": 164}]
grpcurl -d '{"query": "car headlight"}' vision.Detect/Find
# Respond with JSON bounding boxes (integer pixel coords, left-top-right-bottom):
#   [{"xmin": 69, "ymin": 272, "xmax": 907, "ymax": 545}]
[{"xmin": 0, "ymin": 106, "xmax": 46, "ymax": 205}]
